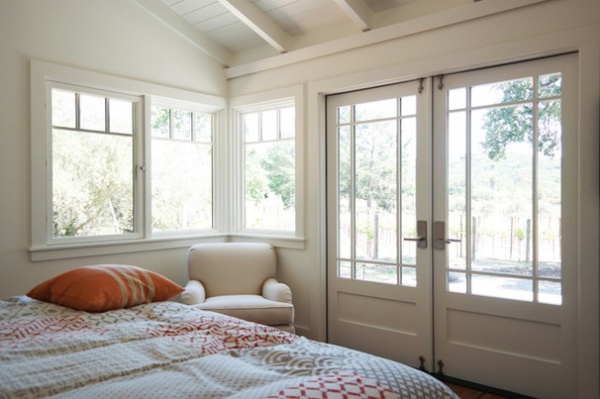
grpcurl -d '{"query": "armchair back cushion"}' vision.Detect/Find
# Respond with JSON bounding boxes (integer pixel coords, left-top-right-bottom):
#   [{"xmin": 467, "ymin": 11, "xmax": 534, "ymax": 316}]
[{"xmin": 188, "ymin": 243, "xmax": 276, "ymax": 298}]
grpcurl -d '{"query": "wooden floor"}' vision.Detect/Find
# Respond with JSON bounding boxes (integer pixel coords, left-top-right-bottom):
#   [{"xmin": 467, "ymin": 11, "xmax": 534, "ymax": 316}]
[{"xmin": 445, "ymin": 383, "xmax": 511, "ymax": 399}]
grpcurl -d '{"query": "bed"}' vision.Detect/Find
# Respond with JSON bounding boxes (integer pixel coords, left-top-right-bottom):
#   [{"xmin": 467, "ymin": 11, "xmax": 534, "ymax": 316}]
[{"xmin": 0, "ymin": 266, "xmax": 458, "ymax": 399}]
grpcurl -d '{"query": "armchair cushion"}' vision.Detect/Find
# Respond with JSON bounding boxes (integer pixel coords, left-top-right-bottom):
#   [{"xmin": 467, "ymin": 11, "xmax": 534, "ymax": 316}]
[
  {"xmin": 194, "ymin": 295, "xmax": 294, "ymax": 326},
  {"xmin": 181, "ymin": 279, "xmax": 206, "ymax": 305},
  {"xmin": 262, "ymin": 278, "xmax": 292, "ymax": 303}
]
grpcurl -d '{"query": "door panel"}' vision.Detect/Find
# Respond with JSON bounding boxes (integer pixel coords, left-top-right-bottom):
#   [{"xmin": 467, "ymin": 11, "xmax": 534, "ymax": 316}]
[
  {"xmin": 327, "ymin": 80, "xmax": 432, "ymax": 367},
  {"xmin": 433, "ymin": 54, "xmax": 578, "ymax": 398}
]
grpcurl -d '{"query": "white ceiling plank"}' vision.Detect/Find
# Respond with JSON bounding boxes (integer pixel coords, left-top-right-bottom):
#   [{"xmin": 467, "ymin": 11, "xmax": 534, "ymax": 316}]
[
  {"xmin": 332, "ymin": 0, "xmax": 373, "ymax": 32},
  {"xmin": 132, "ymin": 0, "xmax": 232, "ymax": 66},
  {"xmin": 217, "ymin": 0, "xmax": 291, "ymax": 53}
]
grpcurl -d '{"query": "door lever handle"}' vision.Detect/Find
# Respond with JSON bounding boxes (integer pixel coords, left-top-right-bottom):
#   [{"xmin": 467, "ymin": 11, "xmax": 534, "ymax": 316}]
[
  {"xmin": 404, "ymin": 236, "xmax": 427, "ymax": 248},
  {"xmin": 403, "ymin": 220, "xmax": 427, "ymax": 249},
  {"xmin": 433, "ymin": 221, "xmax": 460, "ymax": 250}
]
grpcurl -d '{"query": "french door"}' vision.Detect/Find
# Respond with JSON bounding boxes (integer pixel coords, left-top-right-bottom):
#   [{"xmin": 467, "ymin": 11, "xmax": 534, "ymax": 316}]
[{"xmin": 326, "ymin": 53, "xmax": 578, "ymax": 398}]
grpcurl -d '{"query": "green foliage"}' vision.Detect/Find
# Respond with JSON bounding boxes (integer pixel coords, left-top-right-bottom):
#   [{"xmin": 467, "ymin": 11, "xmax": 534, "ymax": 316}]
[{"xmin": 481, "ymin": 75, "xmax": 561, "ymax": 161}]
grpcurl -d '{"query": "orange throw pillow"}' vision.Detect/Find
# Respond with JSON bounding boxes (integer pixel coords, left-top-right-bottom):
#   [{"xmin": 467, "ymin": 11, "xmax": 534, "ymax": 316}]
[{"xmin": 27, "ymin": 265, "xmax": 184, "ymax": 312}]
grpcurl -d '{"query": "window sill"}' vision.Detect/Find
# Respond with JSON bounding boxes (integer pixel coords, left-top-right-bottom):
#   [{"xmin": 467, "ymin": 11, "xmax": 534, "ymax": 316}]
[
  {"xmin": 29, "ymin": 233, "xmax": 306, "ymax": 261},
  {"xmin": 29, "ymin": 234, "xmax": 229, "ymax": 262}
]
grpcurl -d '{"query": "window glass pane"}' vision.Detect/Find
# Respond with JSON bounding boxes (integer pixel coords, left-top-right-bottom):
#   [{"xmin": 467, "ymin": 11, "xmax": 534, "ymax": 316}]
[
  {"xmin": 173, "ymin": 109, "xmax": 192, "ymax": 140},
  {"xmin": 109, "ymin": 98, "xmax": 133, "ymax": 134},
  {"xmin": 538, "ymin": 73, "xmax": 561, "ymax": 98},
  {"xmin": 194, "ymin": 113, "xmax": 212, "ymax": 142},
  {"xmin": 151, "ymin": 106, "xmax": 170, "ymax": 138},
  {"xmin": 400, "ymin": 95, "xmax": 416, "ymax": 116},
  {"xmin": 52, "ymin": 89, "xmax": 76, "ymax": 128},
  {"xmin": 262, "ymin": 109, "xmax": 277, "ymax": 141},
  {"xmin": 338, "ymin": 105, "xmax": 351, "ymax": 124},
  {"xmin": 52, "ymin": 129, "xmax": 133, "ymax": 237},
  {"xmin": 244, "ymin": 113, "xmax": 259, "ymax": 142},
  {"xmin": 152, "ymin": 139, "xmax": 212, "ymax": 231},
  {"xmin": 354, "ymin": 99, "xmax": 396, "ymax": 122},
  {"xmin": 80, "ymin": 93, "xmax": 106, "ymax": 131},
  {"xmin": 280, "ymin": 107, "xmax": 295, "ymax": 139},
  {"xmin": 245, "ymin": 140, "xmax": 295, "ymax": 230}
]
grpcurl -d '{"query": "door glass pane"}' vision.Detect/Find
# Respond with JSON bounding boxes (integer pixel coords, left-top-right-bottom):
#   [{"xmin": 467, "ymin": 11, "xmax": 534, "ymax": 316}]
[
  {"xmin": 537, "ymin": 99, "xmax": 562, "ymax": 280},
  {"xmin": 356, "ymin": 263, "xmax": 397, "ymax": 284},
  {"xmin": 472, "ymin": 106, "xmax": 533, "ymax": 276},
  {"xmin": 355, "ymin": 99, "xmax": 396, "ymax": 122},
  {"xmin": 446, "ymin": 70, "xmax": 563, "ymax": 305},
  {"xmin": 471, "ymin": 275, "xmax": 533, "ymax": 302},
  {"xmin": 338, "ymin": 126, "xmax": 352, "ymax": 259},
  {"xmin": 401, "ymin": 115, "xmax": 417, "ymax": 266},
  {"xmin": 355, "ymin": 120, "xmax": 397, "ymax": 262},
  {"xmin": 448, "ymin": 111, "xmax": 467, "ymax": 270},
  {"xmin": 333, "ymin": 90, "xmax": 420, "ymax": 287}
]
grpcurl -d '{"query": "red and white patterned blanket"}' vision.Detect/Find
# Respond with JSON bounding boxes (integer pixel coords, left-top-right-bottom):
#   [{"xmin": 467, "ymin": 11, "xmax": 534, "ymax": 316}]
[{"xmin": 0, "ymin": 297, "xmax": 458, "ymax": 399}]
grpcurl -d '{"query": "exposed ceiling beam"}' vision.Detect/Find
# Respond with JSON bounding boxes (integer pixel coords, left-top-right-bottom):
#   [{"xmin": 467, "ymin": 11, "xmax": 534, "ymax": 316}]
[
  {"xmin": 217, "ymin": 0, "xmax": 291, "ymax": 53},
  {"xmin": 331, "ymin": 0, "xmax": 373, "ymax": 32}
]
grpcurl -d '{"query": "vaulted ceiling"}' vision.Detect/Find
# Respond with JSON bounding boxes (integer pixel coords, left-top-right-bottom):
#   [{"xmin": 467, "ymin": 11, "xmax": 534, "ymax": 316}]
[{"xmin": 133, "ymin": 0, "xmax": 544, "ymax": 78}]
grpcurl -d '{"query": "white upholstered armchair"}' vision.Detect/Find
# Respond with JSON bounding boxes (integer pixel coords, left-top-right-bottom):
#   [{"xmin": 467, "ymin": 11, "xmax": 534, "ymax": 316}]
[{"xmin": 181, "ymin": 242, "xmax": 295, "ymax": 334}]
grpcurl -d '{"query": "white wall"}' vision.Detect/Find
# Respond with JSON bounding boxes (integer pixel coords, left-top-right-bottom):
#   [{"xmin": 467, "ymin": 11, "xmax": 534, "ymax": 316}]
[{"xmin": 0, "ymin": 0, "xmax": 226, "ymax": 298}]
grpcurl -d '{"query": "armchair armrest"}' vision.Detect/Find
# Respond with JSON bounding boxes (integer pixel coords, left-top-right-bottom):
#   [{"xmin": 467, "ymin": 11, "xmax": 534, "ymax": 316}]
[
  {"xmin": 181, "ymin": 279, "xmax": 206, "ymax": 305},
  {"xmin": 262, "ymin": 277, "xmax": 292, "ymax": 304}
]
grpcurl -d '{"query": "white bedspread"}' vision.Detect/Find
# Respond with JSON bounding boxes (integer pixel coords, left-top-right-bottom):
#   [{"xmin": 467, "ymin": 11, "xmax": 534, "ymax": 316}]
[{"xmin": 0, "ymin": 297, "xmax": 457, "ymax": 399}]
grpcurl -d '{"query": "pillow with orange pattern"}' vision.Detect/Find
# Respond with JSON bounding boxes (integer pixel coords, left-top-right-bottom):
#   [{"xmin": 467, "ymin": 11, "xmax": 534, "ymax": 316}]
[{"xmin": 27, "ymin": 264, "xmax": 184, "ymax": 312}]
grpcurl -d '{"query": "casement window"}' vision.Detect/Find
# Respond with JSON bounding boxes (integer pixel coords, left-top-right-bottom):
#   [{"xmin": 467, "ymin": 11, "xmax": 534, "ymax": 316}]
[
  {"xmin": 231, "ymin": 87, "xmax": 304, "ymax": 244},
  {"xmin": 30, "ymin": 61, "xmax": 224, "ymax": 260},
  {"xmin": 150, "ymin": 103, "xmax": 214, "ymax": 233},
  {"xmin": 50, "ymin": 85, "xmax": 141, "ymax": 241}
]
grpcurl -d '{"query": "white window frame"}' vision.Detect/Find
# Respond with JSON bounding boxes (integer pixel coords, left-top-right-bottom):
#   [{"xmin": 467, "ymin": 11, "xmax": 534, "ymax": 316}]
[
  {"xmin": 229, "ymin": 85, "xmax": 305, "ymax": 248},
  {"xmin": 147, "ymin": 96, "xmax": 220, "ymax": 238},
  {"xmin": 30, "ymin": 60, "xmax": 226, "ymax": 261}
]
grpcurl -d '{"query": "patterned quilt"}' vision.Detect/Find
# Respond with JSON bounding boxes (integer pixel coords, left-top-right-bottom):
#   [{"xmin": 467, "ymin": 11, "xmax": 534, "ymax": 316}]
[{"xmin": 0, "ymin": 297, "xmax": 458, "ymax": 399}]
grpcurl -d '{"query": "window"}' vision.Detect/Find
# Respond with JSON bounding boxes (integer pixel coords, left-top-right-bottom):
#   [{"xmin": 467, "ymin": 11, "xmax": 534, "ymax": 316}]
[
  {"xmin": 242, "ymin": 106, "xmax": 296, "ymax": 231},
  {"xmin": 231, "ymin": 87, "xmax": 304, "ymax": 242},
  {"xmin": 31, "ymin": 61, "xmax": 225, "ymax": 259},
  {"xmin": 50, "ymin": 85, "xmax": 141, "ymax": 241},
  {"xmin": 150, "ymin": 103, "xmax": 214, "ymax": 233}
]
